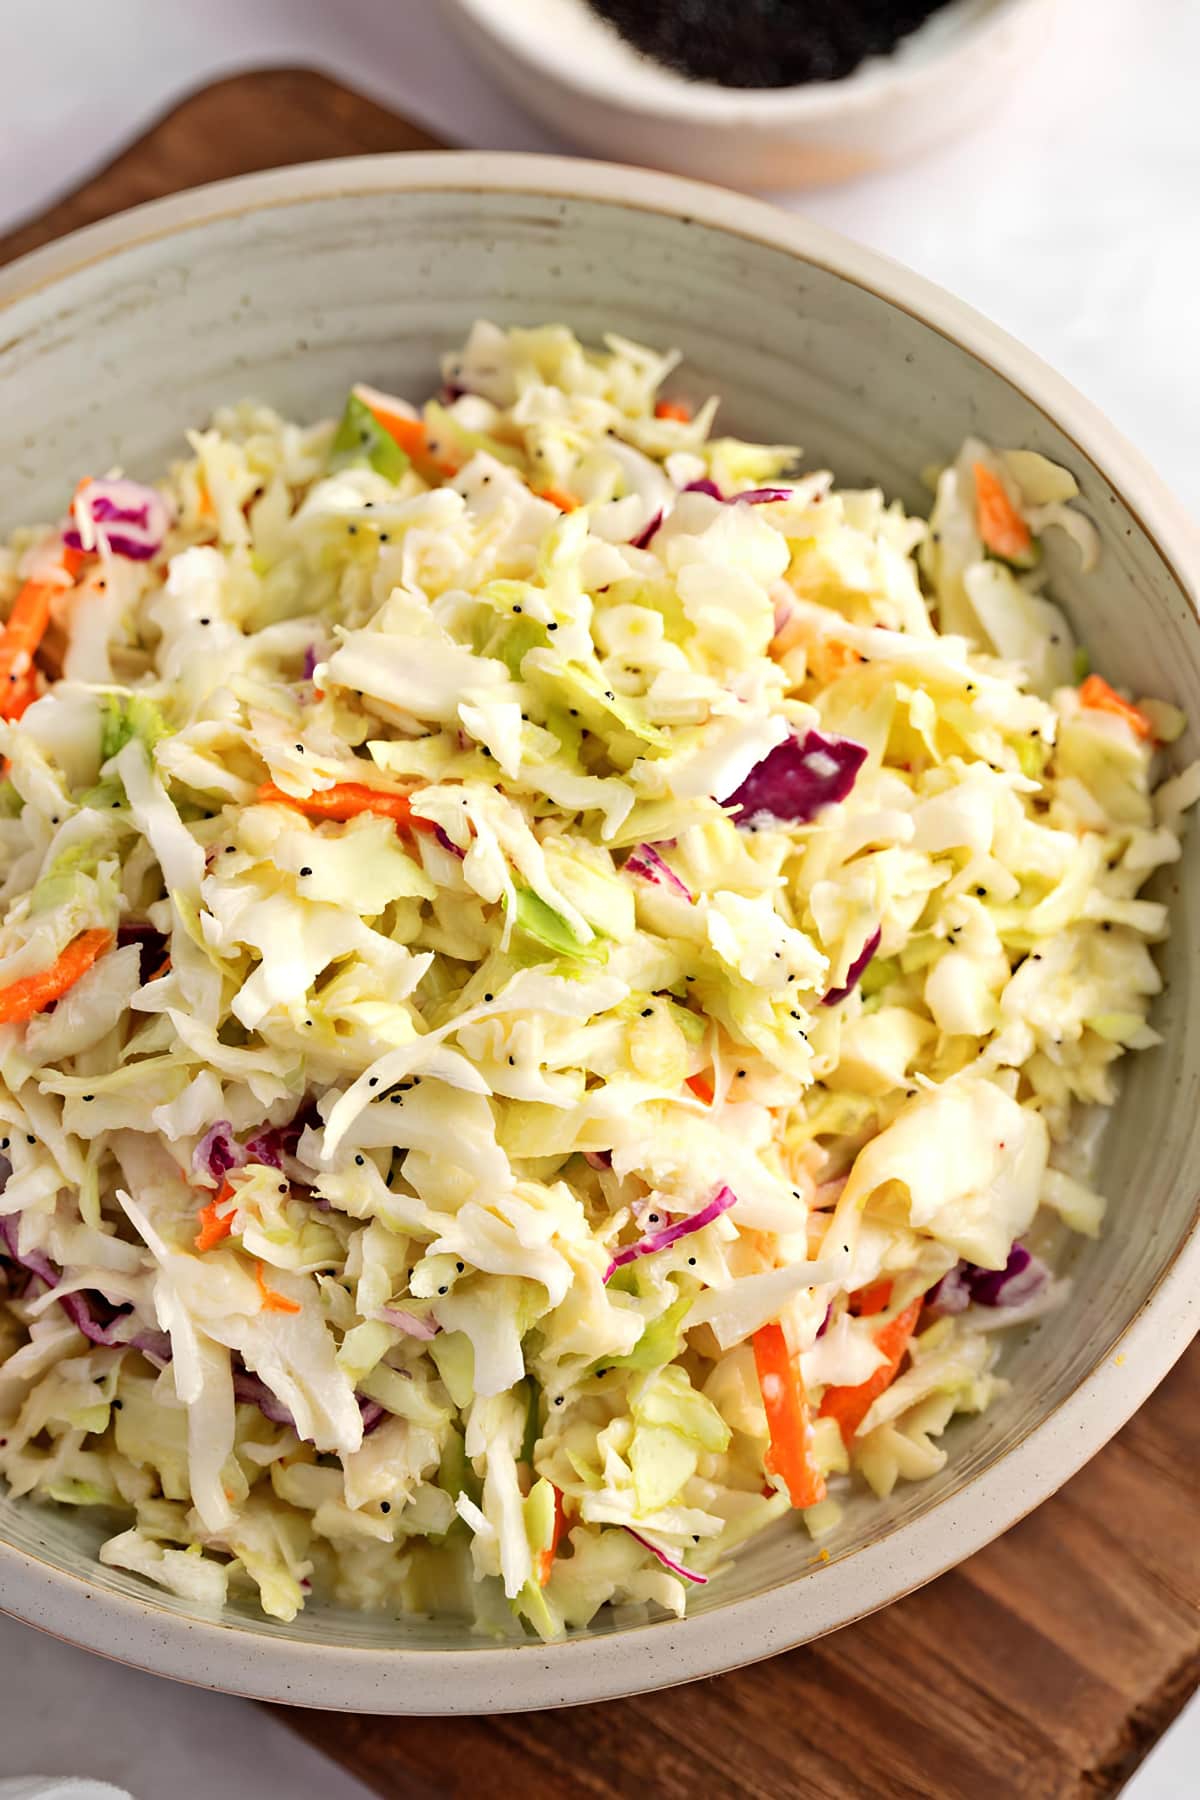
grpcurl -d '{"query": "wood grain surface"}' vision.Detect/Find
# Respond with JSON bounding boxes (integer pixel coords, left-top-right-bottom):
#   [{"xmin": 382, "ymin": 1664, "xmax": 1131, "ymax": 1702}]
[{"xmin": 3, "ymin": 67, "xmax": 1196, "ymax": 1800}]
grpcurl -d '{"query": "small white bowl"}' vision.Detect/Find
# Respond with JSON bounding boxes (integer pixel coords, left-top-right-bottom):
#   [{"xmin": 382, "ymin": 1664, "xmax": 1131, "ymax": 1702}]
[{"xmin": 444, "ymin": 0, "xmax": 1058, "ymax": 188}]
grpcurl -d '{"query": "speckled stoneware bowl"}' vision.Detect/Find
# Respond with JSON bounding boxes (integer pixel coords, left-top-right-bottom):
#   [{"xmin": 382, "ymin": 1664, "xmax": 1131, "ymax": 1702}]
[{"xmin": 0, "ymin": 154, "xmax": 1196, "ymax": 1714}]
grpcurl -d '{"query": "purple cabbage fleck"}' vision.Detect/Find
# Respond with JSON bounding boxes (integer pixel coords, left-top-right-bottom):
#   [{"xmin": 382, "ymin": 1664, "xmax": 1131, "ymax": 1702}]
[
  {"xmin": 244, "ymin": 1099, "xmax": 320, "ymax": 1171},
  {"xmin": 377, "ymin": 1306, "xmax": 440, "ymax": 1340},
  {"xmin": 0, "ymin": 1215, "xmax": 148, "ymax": 1348},
  {"xmin": 233, "ymin": 1369, "xmax": 296, "ymax": 1428},
  {"xmin": 64, "ymin": 477, "xmax": 171, "ymax": 562},
  {"xmin": 57, "ymin": 1289, "xmax": 135, "ymax": 1347},
  {"xmin": 624, "ymin": 843, "xmax": 694, "ymax": 903},
  {"xmin": 821, "ymin": 927, "xmax": 882, "ymax": 1008},
  {"xmin": 624, "ymin": 1526, "xmax": 708, "ymax": 1584},
  {"xmin": 358, "ymin": 1397, "xmax": 388, "ymax": 1435},
  {"xmin": 726, "ymin": 729, "xmax": 868, "ymax": 827},
  {"xmin": 604, "ymin": 1184, "xmax": 737, "ymax": 1284},
  {"xmin": 630, "ymin": 509, "xmax": 664, "ymax": 550},
  {"xmin": 0, "ymin": 1212, "xmax": 59, "ymax": 1289},
  {"xmin": 192, "ymin": 1122, "xmax": 247, "ymax": 1186},
  {"xmin": 928, "ymin": 1244, "xmax": 1050, "ymax": 1314}
]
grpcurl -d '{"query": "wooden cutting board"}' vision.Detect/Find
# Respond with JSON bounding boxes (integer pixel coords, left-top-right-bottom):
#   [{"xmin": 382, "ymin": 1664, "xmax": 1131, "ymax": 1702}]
[{"xmin": 3, "ymin": 67, "xmax": 1196, "ymax": 1800}]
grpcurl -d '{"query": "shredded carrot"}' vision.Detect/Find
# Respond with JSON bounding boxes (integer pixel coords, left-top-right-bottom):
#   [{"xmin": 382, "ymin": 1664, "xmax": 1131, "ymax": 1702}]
[
  {"xmin": 255, "ymin": 1261, "xmax": 301, "ymax": 1315},
  {"xmin": 819, "ymin": 1297, "xmax": 922, "ymax": 1444},
  {"xmin": 1078, "ymin": 673, "xmax": 1156, "ymax": 742},
  {"xmin": 195, "ymin": 482, "xmax": 215, "ymax": 521},
  {"xmin": 0, "ymin": 927, "xmax": 113, "ymax": 1026},
  {"xmin": 972, "ymin": 461, "xmax": 1033, "ymax": 562},
  {"xmin": 0, "ymin": 580, "xmax": 59, "ymax": 715},
  {"xmin": 60, "ymin": 544, "xmax": 90, "ymax": 579},
  {"xmin": 807, "ymin": 639, "xmax": 864, "ymax": 686},
  {"xmin": 537, "ymin": 1485, "xmax": 568, "ymax": 1587},
  {"xmin": 752, "ymin": 1321, "xmax": 827, "ymax": 1510},
  {"xmin": 654, "ymin": 400, "xmax": 692, "ymax": 423},
  {"xmin": 3, "ymin": 664, "xmax": 39, "ymax": 723},
  {"xmin": 149, "ymin": 954, "xmax": 172, "ymax": 981},
  {"xmin": 256, "ymin": 779, "xmax": 434, "ymax": 833},
  {"xmin": 360, "ymin": 399, "xmax": 460, "ymax": 480},
  {"xmin": 535, "ymin": 485, "xmax": 580, "ymax": 513},
  {"xmin": 848, "ymin": 1278, "xmax": 893, "ymax": 1318},
  {"xmin": 685, "ymin": 1072, "xmax": 714, "ymax": 1105},
  {"xmin": 194, "ymin": 1180, "xmax": 236, "ymax": 1252}
]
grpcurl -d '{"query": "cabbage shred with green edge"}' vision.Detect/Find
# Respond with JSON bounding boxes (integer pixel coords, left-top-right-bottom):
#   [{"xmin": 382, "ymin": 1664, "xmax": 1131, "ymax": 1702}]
[{"xmin": 0, "ymin": 320, "xmax": 1193, "ymax": 1637}]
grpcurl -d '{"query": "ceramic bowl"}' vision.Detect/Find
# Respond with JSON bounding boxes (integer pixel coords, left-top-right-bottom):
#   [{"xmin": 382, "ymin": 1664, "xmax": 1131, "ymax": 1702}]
[
  {"xmin": 443, "ymin": 0, "xmax": 1059, "ymax": 188},
  {"xmin": 0, "ymin": 154, "xmax": 1196, "ymax": 1714}
]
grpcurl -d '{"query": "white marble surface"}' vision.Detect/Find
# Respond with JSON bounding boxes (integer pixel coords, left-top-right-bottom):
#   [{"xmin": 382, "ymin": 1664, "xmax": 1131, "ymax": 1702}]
[{"xmin": 0, "ymin": 0, "xmax": 1195, "ymax": 1792}]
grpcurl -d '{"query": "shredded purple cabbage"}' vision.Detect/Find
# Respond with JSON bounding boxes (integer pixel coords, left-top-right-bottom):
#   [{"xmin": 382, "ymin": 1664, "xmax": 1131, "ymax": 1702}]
[
  {"xmin": 64, "ymin": 477, "xmax": 171, "ymax": 562},
  {"xmin": 302, "ymin": 644, "xmax": 321, "ymax": 681},
  {"xmin": 821, "ymin": 927, "xmax": 882, "ymax": 1007},
  {"xmin": 192, "ymin": 1121, "xmax": 247, "ymax": 1185},
  {"xmin": 377, "ymin": 1305, "xmax": 440, "ymax": 1340},
  {"xmin": 233, "ymin": 1370, "xmax": 295, "ymax": 1428},
  {"xmin": 244, "ymin": 1099, "xmax": 319, "ymax": 1171},
  {"xmin": 624, "ymin": 1527, "xmax": 707, "ymax": 1584},
  {"xmin": 358, "ymin": 1397, "xmax": 388, "ymax": 1435},
  {"xmin": 130, "ymin": 1329, "xmax": 172, "ymax": 1367},
  {"xmin": 624, "ymin": 843, "xmax": 694, "ymax": 902},
  {"xmin": 736, "ymin": 487, "xmax": 793, "ymax": 504},
  {"xmin": 234, "ymin": 1366, "xmax": 390, "ymax": 1437},
  {"xmin": 726, "ymin": 729, "xmax": 867, "ymax": 827},
  {"xmin": 0, "ymin": 1215, "xmax": 147, "ymax": 1347},
  {"xmin": 928, "ymin": 1244, "xmax": 1050, "ymax": 1314},
  {"xmin": 431, "ymin": 823, "xmax": 466, "ymax": 860},
  {"xmin": 630, "ymin": 509, "xmax": 664, "ymax": 550},
  {"xmin": 604, "ymin": 1184, "xmax": 737, "ymax": 1283},
  {"xmin": 583, "ymin": 1150, "xmax": 613, "ymax": 1171},
  {"xmin": 0, "ymin": 1212, "xmax": 59, "ymax": 1289},
  {"xmin": 57, "ymin": 1289, "xmax": 135, "ymax": 1347},
  {"xmin": 682, "ymin": 478, "xmax": 723, "ymax": 500}
]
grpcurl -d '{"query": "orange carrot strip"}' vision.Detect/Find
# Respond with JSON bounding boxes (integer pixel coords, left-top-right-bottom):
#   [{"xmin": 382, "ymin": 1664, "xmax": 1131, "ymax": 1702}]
[
  {"xmin": 806, "ymin": 640, "xmax": 864, "ymax": 686},
  {"xmin": 819, "ymin": 1298, "xmax": 923, "ymax": 1445},
  {"xmin": 256, "ymin": 779, "xmax": 434, "ymax": 833},
  {"xmin": 972, "ymin": 461, "xmax": 1032, "ymax": 562},
  {"xmin": 537, "ymin": 1486, "xmax": 568, "ymax": 1588},
  {"xmin": 255, "ymin": 1261, "xmax": 301, "ymax": 1315},
  {"xmin": 1078, "ymin": 674, "xmax": 1156, "ymax": 742},
  {"xmin": 194, "ymin": 1179, "xmax": 236, "ymax": 1252},
  {"xmin": 685, "ymin": 1072, "xmax": 714, "ymax": 1105},
  {"xmin": 654, "ymin": 400, "xmax": 692, "ymax": 423},
  {"xmin": 535, "ymin": 486, "xmax": 580, "ymax": 513},
  {"xmin": 3, "ymin": 665, "xmax": 39, "ymax": 723},
  {"xmin": 0, "ymin": 581, "xmax": 58, "ymax": 712},
  {"xmin": 753, "ymin": 1321, "xmax": 827, "ymax": 1510},
  {"xmin": 848, "ymin": 1278, "xmax": 893, "ymax": 1318},
  {"xmin": 359, "ymin": 399, "xmax": 460, "ymax": 480},
  {"xmin": 60, "ymin": 544, "xmax": 90, "ymax": 579},
  {"xmin": 0, "ymin": 927, "xmax": 113, "ymax": 1025}
]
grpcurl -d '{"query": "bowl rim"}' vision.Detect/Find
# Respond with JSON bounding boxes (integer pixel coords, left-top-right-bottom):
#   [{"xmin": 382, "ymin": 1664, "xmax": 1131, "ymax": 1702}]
[
  {"xmin": 444, "ymin": 0, "xmax": 1051, "ymax": 124},
  {"xmin": 0, "ymin": 150, "xmax": 1196, "ymax": 1714}
]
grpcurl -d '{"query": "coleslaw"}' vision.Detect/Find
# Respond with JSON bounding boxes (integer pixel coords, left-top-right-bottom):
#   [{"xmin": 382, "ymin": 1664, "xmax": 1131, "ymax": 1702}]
[{"xmin": 0, "ymin": 321, "xmax": 1193, "ymax": 1638}]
